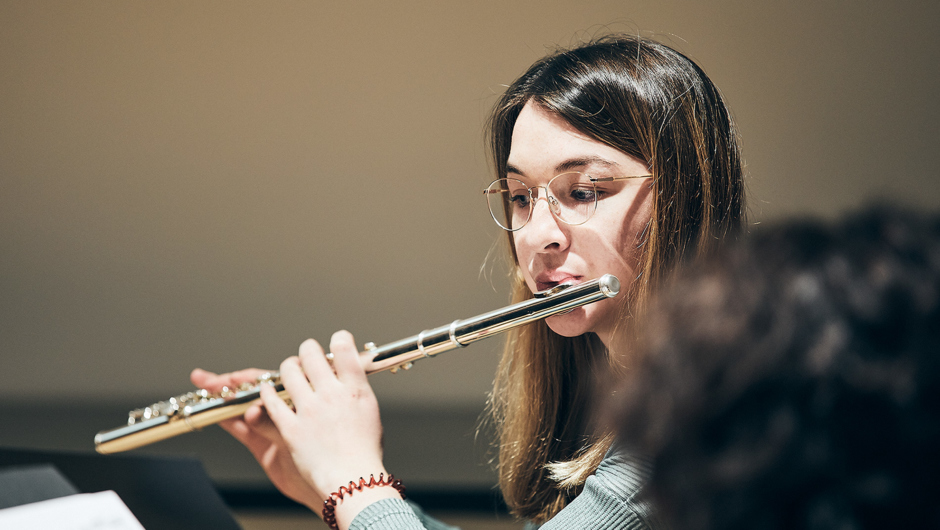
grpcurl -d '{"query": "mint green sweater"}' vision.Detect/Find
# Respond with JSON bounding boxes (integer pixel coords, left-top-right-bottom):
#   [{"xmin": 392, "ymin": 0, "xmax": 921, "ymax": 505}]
[{"xmin": 349, "ymin": 451, "xmax": 656, "ymax": 530}]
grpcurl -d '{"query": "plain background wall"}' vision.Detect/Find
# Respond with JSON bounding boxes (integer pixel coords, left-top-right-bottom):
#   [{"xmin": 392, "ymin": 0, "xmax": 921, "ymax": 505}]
[{"xmin": 2, "ymin": 1, "xmax": 938, "ymax": 414}]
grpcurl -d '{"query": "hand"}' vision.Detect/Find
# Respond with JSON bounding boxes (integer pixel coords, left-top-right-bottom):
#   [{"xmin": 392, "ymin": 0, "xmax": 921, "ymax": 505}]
[
  {"xmin": 260, "ymin": 331, "xmax": 398, "ymax": 528},
  {"xmin": 189, "ymin": 367, "xmax": 322, "ymax": 513}
]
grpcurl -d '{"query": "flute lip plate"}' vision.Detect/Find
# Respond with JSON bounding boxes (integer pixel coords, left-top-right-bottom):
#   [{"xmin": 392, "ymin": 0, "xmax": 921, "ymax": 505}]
[
  {"xmin": 533, "ymin": 274, "xmax": 620, "ymax": 299},
  {"xmin": 533, "ymin": 282, "xmax": 575, "ymax": 298}
]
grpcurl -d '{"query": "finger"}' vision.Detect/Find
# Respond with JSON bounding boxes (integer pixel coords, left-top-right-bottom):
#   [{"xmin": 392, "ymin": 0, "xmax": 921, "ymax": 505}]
[
  {"xmin": 221, "ymin": 416, "xmax": 283, "ymax": 466},
  {"xmin": 191, "ymin": 370, "xmax": 235, "ymax": 393},
  {"xmin": 228, "ymin": 368, "xmax": 273, "ymax": 385},
  {"xmin": 243, "ymin": 402, "xmax": 284, "ymax": 443},
  {"xmin": 278, "ymin": 355, "xmax": 316, "ymax": 411},
  {"xmin": 221, "ymin": 403, "xmax": 284, "ymax": 449},
  {"xmin": 218, "ymin": 416, "xmax": 280, "ymax": 461},
  {"xmin": 297, "ymin": 338, "xmax": 337, "ymax": 390},
  {"xmin": 191, "ymin": 367, "xmax": 271, "ymax": 392},
  {"xmin": 330, "ymin": 330, "xmax": 368, "ymax": 385},
  {"xmin": 218, "ymin": 417, "xmax": 254, "ymax": 446},
  {"xmin": 259, "ymin": 374, "xmax": 299, "ymax": 429},
  {"xmin": 190, "ymin": 368, "xmax": 219, "ymax": 388}
]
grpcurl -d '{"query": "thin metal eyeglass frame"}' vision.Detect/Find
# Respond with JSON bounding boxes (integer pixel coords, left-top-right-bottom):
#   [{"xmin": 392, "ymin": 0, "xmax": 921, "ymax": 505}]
[{"xmin": 483, "ymin": 173, "xmax": 653, "ymax": 232}]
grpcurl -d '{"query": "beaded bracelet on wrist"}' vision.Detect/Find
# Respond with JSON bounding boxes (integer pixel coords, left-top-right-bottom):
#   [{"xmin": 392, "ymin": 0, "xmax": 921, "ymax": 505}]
[{"xmin": 321, "ymin": 473, "xmax": 406, "ymax": 530}]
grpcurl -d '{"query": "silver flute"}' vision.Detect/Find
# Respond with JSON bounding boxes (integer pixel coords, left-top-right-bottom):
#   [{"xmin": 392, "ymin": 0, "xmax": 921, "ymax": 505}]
[{"xmin": 95, "ymin": 274, "xmax": 621, "ymax": 454}]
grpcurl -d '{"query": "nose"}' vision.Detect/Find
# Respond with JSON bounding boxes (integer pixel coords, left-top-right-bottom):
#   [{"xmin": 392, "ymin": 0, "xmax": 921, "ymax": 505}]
[
  {"xmin": 529, "ymin": 185, "xmax": 562, "ymax": 217},
  {"xmin": 523, "ymin": 191, "xmax": 569, "ymax": 251}
]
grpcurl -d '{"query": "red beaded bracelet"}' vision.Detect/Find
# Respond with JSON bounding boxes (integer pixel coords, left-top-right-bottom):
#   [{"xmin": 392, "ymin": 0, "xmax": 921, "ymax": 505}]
[{"xmin": 321, "ymin": 473, "xmax": 406, "ymax": 530}]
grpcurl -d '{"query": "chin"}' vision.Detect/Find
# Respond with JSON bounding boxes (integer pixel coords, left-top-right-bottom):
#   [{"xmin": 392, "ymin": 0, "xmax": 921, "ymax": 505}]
[{"xmin": 544, "ymin": 309, "xmax": 595, "ymax": 338}]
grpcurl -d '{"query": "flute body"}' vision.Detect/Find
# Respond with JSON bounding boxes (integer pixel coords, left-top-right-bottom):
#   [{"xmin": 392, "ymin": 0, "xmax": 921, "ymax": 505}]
[{"xmin": 95, "ymin": 274, "xmax": 621, "ymax": 454}]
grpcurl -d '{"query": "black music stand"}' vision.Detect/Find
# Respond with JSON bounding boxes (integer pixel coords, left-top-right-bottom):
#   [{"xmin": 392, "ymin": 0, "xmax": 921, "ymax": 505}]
[
  {"xmin": 0, "ymin": 464, "xmax": 79, "ymax": 510},
  {"xmin": 0, "ymin": 448, "xmax": 241, "ymax": 530}
]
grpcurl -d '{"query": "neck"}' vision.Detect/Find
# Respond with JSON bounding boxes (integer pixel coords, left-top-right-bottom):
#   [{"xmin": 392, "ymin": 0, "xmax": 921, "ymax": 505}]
[{"xmin": 594, "ymin": 319, "xmax": 632, "ymax": 359}]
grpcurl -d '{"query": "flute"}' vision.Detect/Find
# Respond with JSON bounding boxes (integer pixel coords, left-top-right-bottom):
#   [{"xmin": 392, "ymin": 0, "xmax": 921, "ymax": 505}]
[{"xmin": 95, "ymin": 274, "xmax": 621, "ymax": 454}]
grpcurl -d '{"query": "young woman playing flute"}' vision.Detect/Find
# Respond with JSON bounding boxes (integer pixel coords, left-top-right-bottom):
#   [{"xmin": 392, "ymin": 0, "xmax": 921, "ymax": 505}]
[{"xmin": 193, "ymin": 34, "xmax": 745, "ymax": 529}]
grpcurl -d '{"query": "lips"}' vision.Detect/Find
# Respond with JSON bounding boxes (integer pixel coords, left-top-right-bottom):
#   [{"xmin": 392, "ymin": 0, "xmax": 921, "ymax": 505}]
[{"xmin": 534, "ymin": 271, "xmax": 583, "ymax": 291}]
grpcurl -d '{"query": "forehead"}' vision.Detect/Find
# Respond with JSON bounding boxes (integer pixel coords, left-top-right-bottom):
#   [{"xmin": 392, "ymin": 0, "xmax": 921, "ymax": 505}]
[{"xmin": 507, "ymin": 101, "xmax": 633, "ymax": 177}]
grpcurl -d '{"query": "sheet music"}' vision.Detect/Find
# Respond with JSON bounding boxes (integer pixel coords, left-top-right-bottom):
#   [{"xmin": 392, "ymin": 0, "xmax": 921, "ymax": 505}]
[{"xmin": 0, "ymin": 490, "xmax": 144, "ymax": 530}]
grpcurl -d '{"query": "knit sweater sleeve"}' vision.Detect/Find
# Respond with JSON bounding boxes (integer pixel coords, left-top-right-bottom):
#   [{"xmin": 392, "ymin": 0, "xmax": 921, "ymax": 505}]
[
  {"xmin": 350, "ymin": 451, "xmax": 656, "ymax": 530},
  {"xmin": 348, "ymin": 499, "xmax": 459, "ymax": 530}
]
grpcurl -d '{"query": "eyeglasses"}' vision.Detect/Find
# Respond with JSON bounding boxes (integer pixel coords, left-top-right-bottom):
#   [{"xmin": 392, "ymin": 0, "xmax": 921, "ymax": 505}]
[{"xmin": 483, "ymin": 172, "xmax": 653, "ymax": 231}]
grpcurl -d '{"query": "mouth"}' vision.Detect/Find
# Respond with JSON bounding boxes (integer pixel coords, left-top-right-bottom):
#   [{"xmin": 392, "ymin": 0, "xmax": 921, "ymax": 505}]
[{"xmin": 535, "ymin": 273, "xmax": 583, "ymax": 292}]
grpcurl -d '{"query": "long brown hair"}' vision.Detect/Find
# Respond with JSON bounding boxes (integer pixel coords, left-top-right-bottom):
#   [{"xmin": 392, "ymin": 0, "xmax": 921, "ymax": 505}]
[{"xmin": 485, "ymin": 35, "xmax": 745, "ymax": 522}]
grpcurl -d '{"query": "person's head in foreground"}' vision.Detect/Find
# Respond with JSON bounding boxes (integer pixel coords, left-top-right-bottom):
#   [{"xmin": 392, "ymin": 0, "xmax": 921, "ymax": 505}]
[{"xmin": 612, "ymin": 206, "xmax": 940, "ymax": 529}]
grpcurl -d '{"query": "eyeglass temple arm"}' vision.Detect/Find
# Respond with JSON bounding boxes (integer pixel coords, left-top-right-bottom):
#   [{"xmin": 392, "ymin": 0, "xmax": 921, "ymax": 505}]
[
  {"xmin": 590, "ymin": 175, "xmax": 654, "ymax": 182},
  {"xmin": 482, "ymin": 175, "xmax": 653, "ymax": 193}
]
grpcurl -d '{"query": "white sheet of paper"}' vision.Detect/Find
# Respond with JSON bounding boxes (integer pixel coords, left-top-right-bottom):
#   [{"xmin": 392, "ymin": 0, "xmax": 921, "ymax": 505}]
[{"xmin": 0, "ymin": 490, "xmax": 145, "ymax": 530}]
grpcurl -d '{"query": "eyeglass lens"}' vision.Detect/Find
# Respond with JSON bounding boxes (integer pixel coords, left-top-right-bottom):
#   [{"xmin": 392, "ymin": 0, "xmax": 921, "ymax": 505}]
[{"xmin": 484, "ymin": 172, "xmax": 599, "ymax": 231}]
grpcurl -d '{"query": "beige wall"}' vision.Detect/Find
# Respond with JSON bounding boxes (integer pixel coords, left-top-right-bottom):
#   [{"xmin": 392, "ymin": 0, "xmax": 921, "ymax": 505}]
[{"xmin": 2, "ymin": 1, "xmax": 938, "ymax": 408}]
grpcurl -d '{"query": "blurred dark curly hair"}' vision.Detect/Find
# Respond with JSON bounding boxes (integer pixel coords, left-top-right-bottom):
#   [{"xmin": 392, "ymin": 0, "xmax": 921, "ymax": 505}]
[{"xmin": 611, "ymin": 206, "xmax": 940, "ymax": 529}]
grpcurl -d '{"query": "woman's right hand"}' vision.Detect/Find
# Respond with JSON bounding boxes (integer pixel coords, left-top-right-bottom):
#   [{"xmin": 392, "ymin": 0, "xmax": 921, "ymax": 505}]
[{"xmin": 189, "ymin": 367, "xmax": 323, "ymax": 513}]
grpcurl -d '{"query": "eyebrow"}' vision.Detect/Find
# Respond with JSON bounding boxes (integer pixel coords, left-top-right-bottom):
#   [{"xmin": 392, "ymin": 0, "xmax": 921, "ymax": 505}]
[{"xmin": 505, "ymin": 156, "xmax": 621, "ymax": 177}]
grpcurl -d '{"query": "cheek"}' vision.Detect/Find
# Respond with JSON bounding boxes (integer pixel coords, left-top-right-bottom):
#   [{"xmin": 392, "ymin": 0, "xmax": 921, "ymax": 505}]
[
  {"xmin": 511, "ymin": 229, "xmax": 541, "ymax": 267},
  {"xmin": 511, "ymin": 238, "xmax": 537, "ymax": 283},
  {"xmin": 619, "ymin": 190, "xmax": 653, "ymax": 255},
  {"xmin": 593, "ymin": 194, "xmax": 653, "ymax": 275},
  {"xmin": 620, "ymin": 217, "xmax": 649, "ymax": 259}
]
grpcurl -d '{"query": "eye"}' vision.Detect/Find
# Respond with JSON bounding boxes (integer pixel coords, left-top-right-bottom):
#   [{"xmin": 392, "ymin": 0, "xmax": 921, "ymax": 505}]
[
  {"xmin": 551, "ymin": 172, "xmax": 598, "ymax": 205},
  {"xmin": 568, "ymin": 187, "xmax": 597, "ymax": 203},
  {"xmin": 508, "ymin": 192, "xmax": 531, "ymax": 209}
]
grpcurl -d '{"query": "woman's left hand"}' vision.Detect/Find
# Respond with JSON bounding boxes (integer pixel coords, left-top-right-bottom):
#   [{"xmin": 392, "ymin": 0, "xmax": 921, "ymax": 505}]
[{"xmin": 260, "ymin": 330, "xmax": 398, "ymax": 526}]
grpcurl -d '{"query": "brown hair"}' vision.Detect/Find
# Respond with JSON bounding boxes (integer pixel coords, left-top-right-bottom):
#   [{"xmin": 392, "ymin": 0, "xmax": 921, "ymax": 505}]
[{"xmin": 485, "ymin": 35, "xmax": 745, "ymax": 522}]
